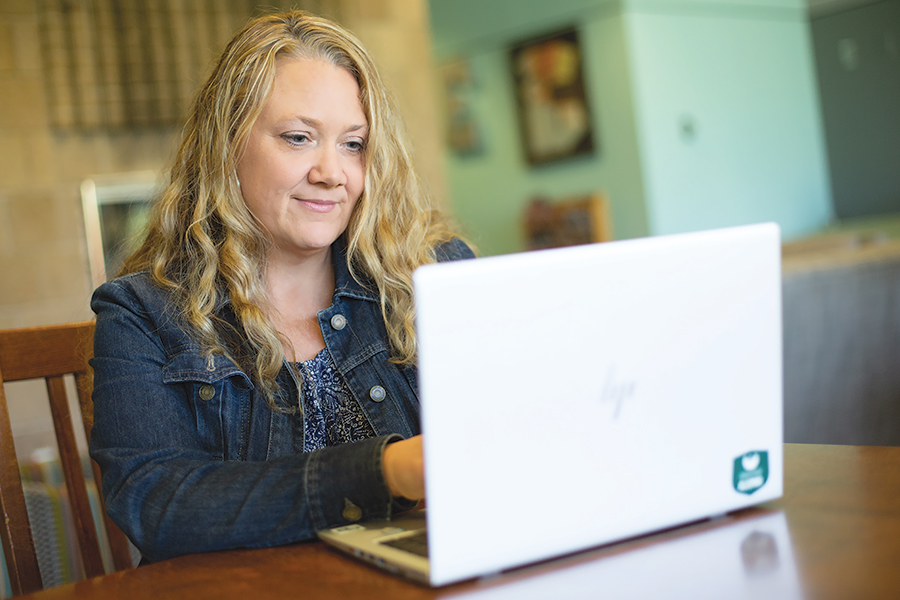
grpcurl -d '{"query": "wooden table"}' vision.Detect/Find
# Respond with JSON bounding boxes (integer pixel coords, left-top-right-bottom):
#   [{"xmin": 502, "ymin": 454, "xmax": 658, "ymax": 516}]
[{"xmin": 21, "ymin": 444, "xmax": 900, "ymax": 600}]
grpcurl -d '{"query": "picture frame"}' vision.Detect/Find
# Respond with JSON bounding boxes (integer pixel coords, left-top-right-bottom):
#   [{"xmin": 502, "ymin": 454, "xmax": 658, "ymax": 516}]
[
  {"xmin": 510, "ymin": 28, "xmax": 595, "ymax": 165},
  {"xmin": 441, "ymin": 59, "xmax": 482, "ymax": 155},
  {"xmin": 523, "ymin": 192, "xmax": 612, "ymax": 250},
  {"xmin": 81, "ymin": 171, "xmax": 158, "ymax": 287}
]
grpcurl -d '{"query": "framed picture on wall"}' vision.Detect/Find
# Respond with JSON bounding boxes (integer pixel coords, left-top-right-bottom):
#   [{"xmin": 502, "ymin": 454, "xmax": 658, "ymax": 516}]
[
  {"xmin": 81, "ymin": 171, "xmax": 159, "ymax": 288},
  {"xmin": 510, "ymin": 27, "xmax": 595, "ymax": 165},
  {"xmin": 441, "ymin": 59, "xmax": 483, "ymax": 155}
]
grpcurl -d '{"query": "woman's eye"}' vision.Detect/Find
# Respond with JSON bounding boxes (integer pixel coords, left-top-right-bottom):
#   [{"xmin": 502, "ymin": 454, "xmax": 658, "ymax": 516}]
[
  {"xmin": 281, "ymin": 133, "xmax": 309, "ymax": 146},
  {"xmin": 345, "ymin": 140, "xmax": 365, "ymax": 153}
]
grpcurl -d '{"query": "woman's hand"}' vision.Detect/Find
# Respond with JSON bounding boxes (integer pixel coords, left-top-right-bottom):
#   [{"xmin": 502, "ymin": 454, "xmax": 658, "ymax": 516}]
[{"xmin": 382, "ymin": 435, "xmax": 425, "ymax": 500}]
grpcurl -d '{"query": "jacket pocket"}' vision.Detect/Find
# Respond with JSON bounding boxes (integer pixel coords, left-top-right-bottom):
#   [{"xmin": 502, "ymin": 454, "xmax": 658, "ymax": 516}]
[{"xmin": 162, "ymin": 348, "xmax": 253, "ymax": 461}]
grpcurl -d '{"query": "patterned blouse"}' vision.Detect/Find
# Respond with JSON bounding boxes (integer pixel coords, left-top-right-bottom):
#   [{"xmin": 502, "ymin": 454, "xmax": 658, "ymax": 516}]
[{"xmin": 298, "ymin": 348, "xmax": 376, "ymax": 452}]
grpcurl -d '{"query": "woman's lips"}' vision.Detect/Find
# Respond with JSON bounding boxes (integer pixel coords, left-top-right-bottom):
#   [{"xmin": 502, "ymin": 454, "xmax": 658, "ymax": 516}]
[{"xmin": 296, "ymin": 198, "xmax": 338, "ymax": 213}]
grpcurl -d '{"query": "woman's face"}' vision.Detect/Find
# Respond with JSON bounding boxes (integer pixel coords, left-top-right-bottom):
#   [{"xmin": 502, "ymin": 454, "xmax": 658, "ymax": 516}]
[{"xmin": 237, "ymin": 57, "xmax": 367, "ymax": 262}]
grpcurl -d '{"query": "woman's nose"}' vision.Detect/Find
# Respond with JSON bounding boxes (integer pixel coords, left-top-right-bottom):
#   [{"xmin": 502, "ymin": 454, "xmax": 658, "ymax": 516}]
[{"xmin": 309, "ymin": 146, "xmax": 344, "ymax": 187}]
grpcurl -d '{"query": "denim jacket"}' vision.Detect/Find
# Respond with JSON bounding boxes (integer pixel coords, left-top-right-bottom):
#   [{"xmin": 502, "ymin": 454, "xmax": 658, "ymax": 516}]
[{"xmin": 90, "ymin": 237, "xmax": 474, "ymax": 562}]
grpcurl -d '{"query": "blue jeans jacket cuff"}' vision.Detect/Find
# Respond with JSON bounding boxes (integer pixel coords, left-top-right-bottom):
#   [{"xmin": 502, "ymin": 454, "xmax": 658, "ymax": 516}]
[{"xmin": 307, "ymin": 434, "xmax": 402, "ymax": 530}]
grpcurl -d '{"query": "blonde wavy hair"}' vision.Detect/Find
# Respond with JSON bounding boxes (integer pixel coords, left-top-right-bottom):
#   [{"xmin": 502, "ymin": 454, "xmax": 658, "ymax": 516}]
[{"xmin": 122, "ymin": 10, "xmax": 459, "ymax": 411}]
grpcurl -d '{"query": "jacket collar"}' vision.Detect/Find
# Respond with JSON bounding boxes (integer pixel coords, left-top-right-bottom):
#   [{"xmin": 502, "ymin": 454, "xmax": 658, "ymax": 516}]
[{"xmin": 331, "ymin": 235, "xmax": 379, "ymax": 303}]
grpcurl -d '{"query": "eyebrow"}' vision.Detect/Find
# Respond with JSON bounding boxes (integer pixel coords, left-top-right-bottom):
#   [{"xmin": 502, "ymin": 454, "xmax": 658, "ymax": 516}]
[{"xmin": 295, "ymin": 116, "xmax": 368, "ymax": 133}]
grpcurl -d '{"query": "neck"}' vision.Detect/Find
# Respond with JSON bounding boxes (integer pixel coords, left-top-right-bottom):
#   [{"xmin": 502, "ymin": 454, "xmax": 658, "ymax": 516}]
[{"xmin": 265, "ymin": 246, "xmax": 335, "ymax": 362}]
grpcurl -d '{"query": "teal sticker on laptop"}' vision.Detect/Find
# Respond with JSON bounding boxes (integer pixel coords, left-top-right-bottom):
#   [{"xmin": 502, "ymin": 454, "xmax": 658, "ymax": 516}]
[{"xmin": 734, "ymin": 451, "xmax": 769, "ymax": 494}]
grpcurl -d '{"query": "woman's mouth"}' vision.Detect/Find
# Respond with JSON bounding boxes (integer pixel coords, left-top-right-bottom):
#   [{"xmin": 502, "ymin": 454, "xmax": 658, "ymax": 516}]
[{"xmin": 296, "ymin": 198, "xmax": 338, "ymax": 213}]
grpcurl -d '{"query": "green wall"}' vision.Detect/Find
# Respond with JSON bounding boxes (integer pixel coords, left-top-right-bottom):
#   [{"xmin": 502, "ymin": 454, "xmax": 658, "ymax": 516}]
[
  {"xmin": 626, "ymin": 7, "xmax": 833, "ymax": 237},
  {"xmin": 431, "ymin": 0, "xmax": 649, "ymax": 256},
  {"xmin": 429, "ymin": 0, "xmax": 834, "ymax": 255}
]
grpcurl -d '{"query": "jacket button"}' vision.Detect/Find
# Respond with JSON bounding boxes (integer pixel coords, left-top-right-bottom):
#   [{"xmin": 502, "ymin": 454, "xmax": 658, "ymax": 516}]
[
  {"xmin": 199, "ymin": 384, "xmax": 215, "ymax": 401},
  {"xmin": 330, "ymin": 314, "xmax": 347, "ymax": 330},
  {"xmin": 369, "ymin": 386, "xmax": 386, "ymax": 402},
  {"xmin": 342, "ymin": 498, "xmax": 362, "ymax": 522}
]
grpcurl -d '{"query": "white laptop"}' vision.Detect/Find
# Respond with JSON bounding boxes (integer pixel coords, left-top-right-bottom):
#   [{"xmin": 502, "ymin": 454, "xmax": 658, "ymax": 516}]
[
  {"xmin": 450, "ymin": 511, "xmax": 801, "ymax": 600},
  {"xmin": 318, "ymin": 222, "xmax": 783, "ymax": 587}
]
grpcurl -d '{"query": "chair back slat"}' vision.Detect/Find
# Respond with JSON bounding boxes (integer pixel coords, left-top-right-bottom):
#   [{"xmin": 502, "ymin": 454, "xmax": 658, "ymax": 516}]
[
  {"xmin": 75, "ymin": 372, "xmax": 94, "ymax": 434},
  {"xmin": 0, "ymin": 385, "xmax": 43, "ymax": 595},
  {"xmin": 73, "ymin": 369, "xmax": 135, "ymax": 572},
  {"xmin": 88, "ymin": 459, "xmax": 135, "ymax": 571},
  {"xmin": 45, "ymin": 376, "xmax": 106, "ymax": 579},
  {"xmin": 0, "ymin": 321, "xmax": 135, "ymax": 592}
]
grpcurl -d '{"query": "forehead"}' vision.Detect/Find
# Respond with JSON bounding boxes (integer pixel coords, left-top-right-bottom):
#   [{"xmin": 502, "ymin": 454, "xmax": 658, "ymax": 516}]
[{"xmin": 263, "ymin": 56, "xmax": 364, "ymax": 118}]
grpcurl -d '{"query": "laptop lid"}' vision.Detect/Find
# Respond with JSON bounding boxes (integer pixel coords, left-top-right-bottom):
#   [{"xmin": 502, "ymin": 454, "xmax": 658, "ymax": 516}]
[{"xmin": 414, "ymin": 223, "xmax": 783, "ymax": 586}]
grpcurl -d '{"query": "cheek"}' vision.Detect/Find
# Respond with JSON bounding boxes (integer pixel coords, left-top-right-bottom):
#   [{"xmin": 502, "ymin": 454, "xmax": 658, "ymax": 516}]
[
  {"xmin": 236, "ymin": 134, "xmax": 262, "ymax": 182},
  {"xmin": 236, "ymin": 164, "xmax": 268, "ymax": 213},
  {"xmin": 238, "ymin": 151, "xmax": 276, "ymax": 187},
  {"xmin": 343, "ymin": 167, "xmax": 364, "ymax": 224},
  {"xmin": 237, "ymin": 132, "xmax": 294, "ymax": 188},
  {"xmin": 237, "ymin": 152, "xmax": 294, "ymax": 210},
  {"xmin": 348, "ymin": 158, "xmax": 366, "ymax": 199},
  {"xmin": 236, "ymin": 161, "xmax": 276, "ymax": 221}
]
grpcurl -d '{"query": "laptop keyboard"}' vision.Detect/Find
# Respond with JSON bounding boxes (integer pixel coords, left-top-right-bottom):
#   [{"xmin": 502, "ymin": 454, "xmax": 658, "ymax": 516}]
[{"xmin": 379, "ymin": 530, "xmax": 429, "ymax": 558}]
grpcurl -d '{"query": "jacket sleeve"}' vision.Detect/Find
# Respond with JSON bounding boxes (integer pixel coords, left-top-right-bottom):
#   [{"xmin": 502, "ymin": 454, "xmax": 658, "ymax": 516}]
[{"xmin": 89, "ymin": 279, "xmax": 400, "ymax": 563}]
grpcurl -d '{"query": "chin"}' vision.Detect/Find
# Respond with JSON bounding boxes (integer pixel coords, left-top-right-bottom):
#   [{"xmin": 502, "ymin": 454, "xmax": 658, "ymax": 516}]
[{"xmin": 296, "ymin": 234, "xmax": 342, "ymax": 253}]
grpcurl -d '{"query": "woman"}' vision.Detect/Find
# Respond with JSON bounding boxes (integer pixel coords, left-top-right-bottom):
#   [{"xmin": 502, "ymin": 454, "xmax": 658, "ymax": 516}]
[{"xmin": 90, "ymin": 10, "xmax": 473, "ymax": 563}]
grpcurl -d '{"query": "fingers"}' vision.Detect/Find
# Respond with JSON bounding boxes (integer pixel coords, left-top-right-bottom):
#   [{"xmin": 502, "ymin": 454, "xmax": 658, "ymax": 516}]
[{"xmin": 382, "ymin": 435, "xmax": 425, "ymax": 500}]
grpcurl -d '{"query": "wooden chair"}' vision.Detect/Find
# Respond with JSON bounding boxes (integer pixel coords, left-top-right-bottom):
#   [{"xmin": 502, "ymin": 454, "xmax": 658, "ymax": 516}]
[
  {"xmin": 0, "ymin": 322, "xmax": 134, "ymax": 595},
  {"xmin": 524, "ymin": 192, "xmax": 613, "ymax": 250}
]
